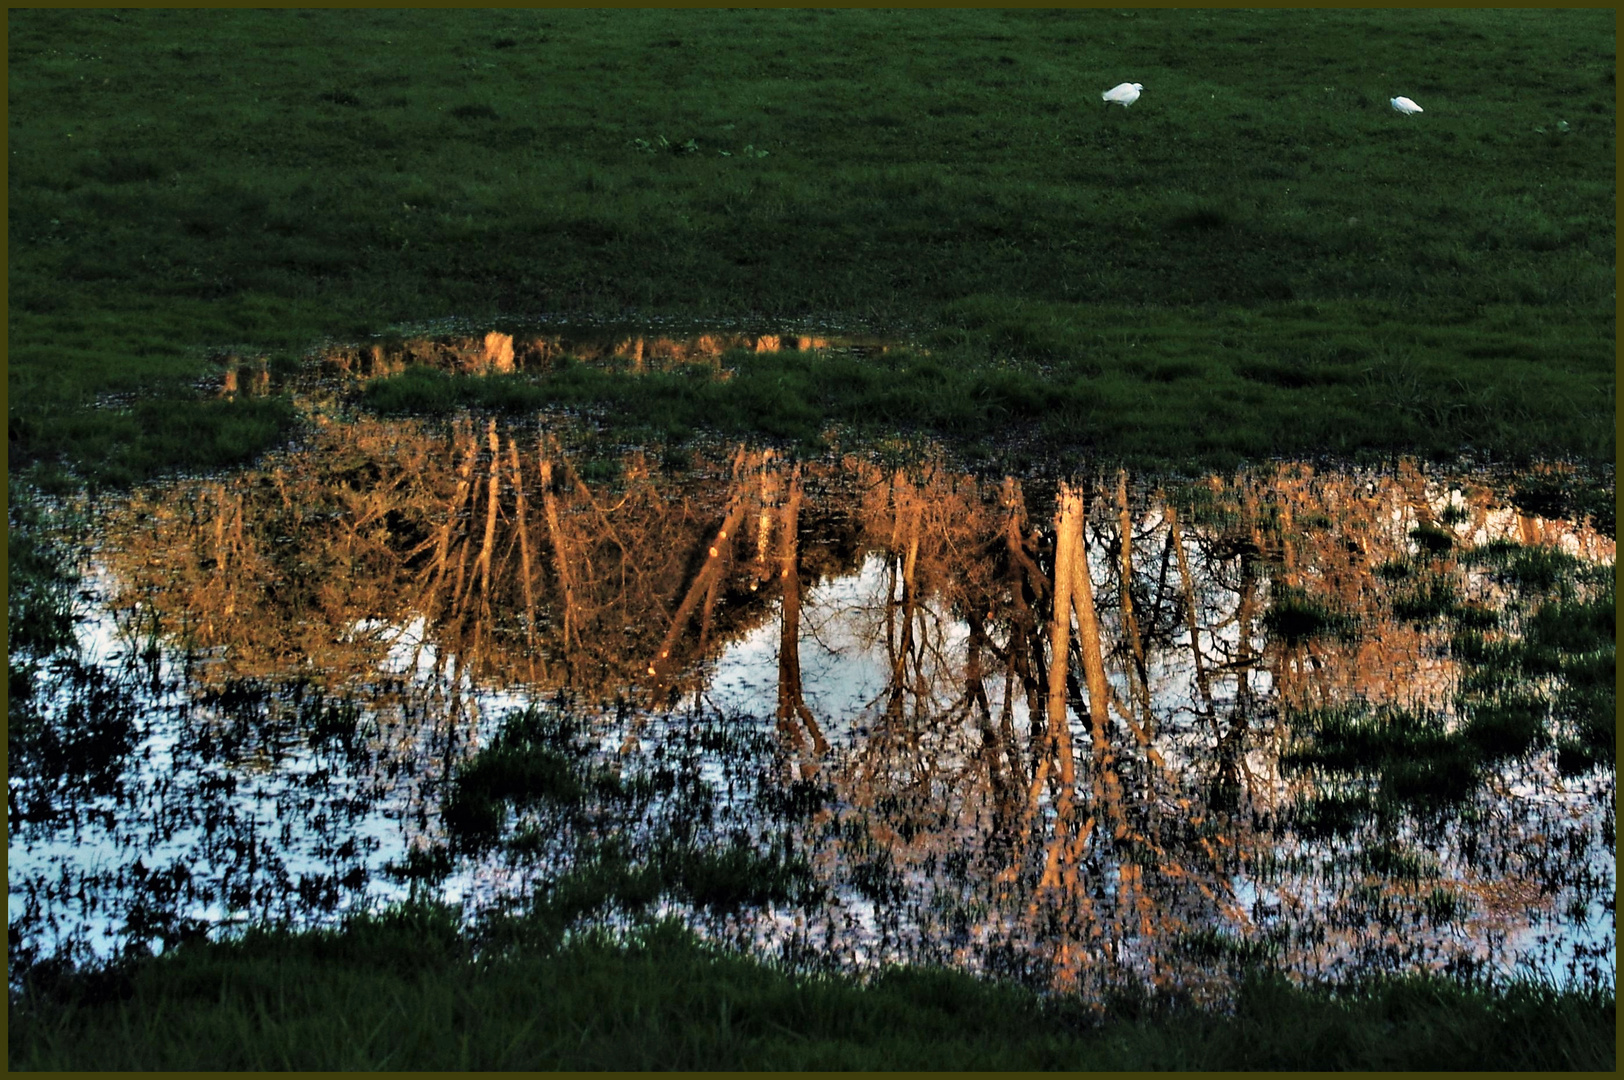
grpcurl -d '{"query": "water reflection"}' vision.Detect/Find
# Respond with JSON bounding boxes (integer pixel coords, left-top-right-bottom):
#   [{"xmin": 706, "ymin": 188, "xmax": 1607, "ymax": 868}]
[
  {"xmin": 215, "ymin": 326, "xmax": 902, "ymax": 397},
  {"xmin": 9, "ymin": 416, "xmax": 1614, "ymax": 1001}
]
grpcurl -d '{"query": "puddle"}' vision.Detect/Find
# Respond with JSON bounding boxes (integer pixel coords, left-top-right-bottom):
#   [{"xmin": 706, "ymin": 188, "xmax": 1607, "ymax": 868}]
[
  {"xmin": 210, "ymin": 324, "xmax": 912, "ymax": 398},
  {"xmin": 9, "ymin": 415, "xmax": 1615, "ymax": 1002}
]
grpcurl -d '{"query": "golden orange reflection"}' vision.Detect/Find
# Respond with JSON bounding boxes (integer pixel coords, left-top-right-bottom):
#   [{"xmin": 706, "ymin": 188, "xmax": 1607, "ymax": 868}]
[
  {"xmin": 314, "ymin": 329, "xmax": 860, "ymax": 385},
  {"xmin": 98, "ymin": 419, "xmax": 1614, "ymax": 994}
]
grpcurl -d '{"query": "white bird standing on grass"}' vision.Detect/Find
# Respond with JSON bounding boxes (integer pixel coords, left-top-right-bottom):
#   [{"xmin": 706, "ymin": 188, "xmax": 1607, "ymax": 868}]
[
  {"xmin": 1102, "ymin": 82, "xmax": 1143, "ymax": 107},
  {"xmin": 1390, "ymin": 95, "xmax": 1423, "ymax": 115}
]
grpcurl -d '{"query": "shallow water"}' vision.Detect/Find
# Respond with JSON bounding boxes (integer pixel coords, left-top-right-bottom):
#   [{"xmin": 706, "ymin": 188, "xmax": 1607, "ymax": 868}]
[
  {"xmin": 212, "ymin": 323, "xmax": 908, "ymax": 398},
  {"xmin": 9, "ymin": 414, "xmax": 1615, "ymax": 1001}
]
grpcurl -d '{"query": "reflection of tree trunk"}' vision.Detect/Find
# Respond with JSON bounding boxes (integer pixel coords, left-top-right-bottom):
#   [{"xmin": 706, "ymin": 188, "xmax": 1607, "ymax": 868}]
[
  {"xmin": 1228, "ymin": 482, "xmax": 1265, "ymax": 579},
  {"xmin": 1148, "ymin": 520, "xmax": 1176, "ymax": 643},
  {"xmin": 645, "ymin": 477, "xmax": 754, "ymax": 682},
  {"xmin": 1000, "ymin": 478, "xmax": 1047, "ymax": 757},
  {"xmin": 458, "ymin": 419, "xmax": 502, "ymax": 619},
  {"xmin": 538, "ymin": 445, "xmax": 577, "ymax": 654},
  {"xmin": 1518, "ymin": 511, "xmax": 1539, "ymax": 547},
  {"xmin": 965, "ymin": 607, "xmax": 1014, "ymax": 824},
  {"xmin": 883, "ymin": 479, "xmax": 922, "ymax": 723},
  {"xmin": 754, "ymin": 458, "xmax": 777, "ymax": 583},
  {"xmin": 1212, "ymin": 549, "xmax": 1260, "ymax": 813},
  {"xmin": 507, "ymin": 439, "xmax": 544, "ymax": 681},
  {"xmin": 1067, "ymin": 489, "xmax": 1112, "ymax": 757},
  {"xmin": 1066, "ymin": 484, "xmax": 1124, "ymax": 845},
  {"xmin": 448, "ymin": 434, "xmax": 482, "ymax": 618},
  {"xmin": 1016, "ymin": 486, "xmax": 1089, "ymax": 859},
  {"xmin": 695, "ymin": 568, "xmax": 724, "ymax": 658},
  {"xmin": 212, "ymin": 484, "xmax": 228, "ymax": 574},
  {"xmin": 422, "ymin": 421, "xmax": 479, "ymax": 620},
  {"xmin": 1399, "ymin": 460, "xmax": 1437, "ymax": 531},
  {"xmin": 776, "ymin": 467, "xmax": 827, "ymax": 759},
  {"xmin": 1116, "ymin": 473, "xmax": 1146, "ymax": 675},
  {"xmin": 1046, "ymin": 487, "xmax": 1081, "ymax": 794}
]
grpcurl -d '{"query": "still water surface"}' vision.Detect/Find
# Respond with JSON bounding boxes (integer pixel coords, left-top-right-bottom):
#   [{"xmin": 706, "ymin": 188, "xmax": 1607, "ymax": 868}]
[{"xmin": 9, "ymin": 414, "xmax": 1614, "ymax": 1001}]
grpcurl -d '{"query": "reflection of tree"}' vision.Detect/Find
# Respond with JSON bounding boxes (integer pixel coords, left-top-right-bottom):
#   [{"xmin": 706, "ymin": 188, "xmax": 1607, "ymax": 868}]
[
  {"xmin": 98, "ymin": 433, "xmax": 1613, "ymax": 995},
  {"xmin": 773, "ymin": 465, "xmax": 827, "ymax": 765}
]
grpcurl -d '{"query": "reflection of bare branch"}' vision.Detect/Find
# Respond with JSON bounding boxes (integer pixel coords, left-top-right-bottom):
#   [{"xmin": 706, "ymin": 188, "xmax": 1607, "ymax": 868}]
[
  {"xmin": 1116, "ymin": 471, "xmax": 1154, "ymax": 745},
  {"xmin": 1167, "ymin": 504, "xmax": 1216, "ymax": 725}
]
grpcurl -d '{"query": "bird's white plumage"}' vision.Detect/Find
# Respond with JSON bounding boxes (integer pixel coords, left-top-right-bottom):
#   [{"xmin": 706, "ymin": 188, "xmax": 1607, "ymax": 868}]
[
  {"xmin": 1102, "ymin": 82, "xmax": 1143, "ymax": 107},
  {"xmin": 1390, "ymin": 95, "xmax": 1423, "ymax": 115}
]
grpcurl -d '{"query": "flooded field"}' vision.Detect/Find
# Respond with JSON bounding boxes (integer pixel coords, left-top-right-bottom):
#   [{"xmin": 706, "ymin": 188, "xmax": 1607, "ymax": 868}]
[{"xmin": 8, "ymin": 413, "xmax": 1615, "ymax": 1003}]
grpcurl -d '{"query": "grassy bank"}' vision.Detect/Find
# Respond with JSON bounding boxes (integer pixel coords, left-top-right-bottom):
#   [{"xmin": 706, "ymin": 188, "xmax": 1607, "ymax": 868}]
[
  {"xmin": 8, "ymin": 7, "xmax": 1616, "ymax": 485},
  {"xmin": 8, "ymin": 905, "xmax": 1614, "ymax": 1071}
]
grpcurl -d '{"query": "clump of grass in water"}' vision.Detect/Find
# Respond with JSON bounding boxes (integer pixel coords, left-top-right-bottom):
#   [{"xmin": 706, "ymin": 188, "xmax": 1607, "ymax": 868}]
[
  {"xmin": 440, "ymin": 705, "xmax": 618, "ymax": 851},
  {"xmin": 1409, "ymin": 523, "xmax": 1455, "ymax": 556},
  {"xmin": 1373, "ymin": 557, "xmax": 1412, "ymax": 581},
  {"xmin": 1528, "ymin": 588, "xmax": 1615, "ymax": 776},
  {"xmin": 1389, "ymin": 576, "xmax": 1463, "ymax": 622},
  {"xmin": 1509, "ymin": 470, "xmax": 1616, "ymax": 539},
  {"xmin": 1281, "ymin": 703, "xmax": 1481, "ymax": 817},
  {"xmin": 1262, "ymin": 586, "xmax": 1359, "ymax": 645},
  {"xmin": 1460, "ymin": 693, "xmax": 1549, "ymax": 764},
  {"xmin": 1461, "ymin": 538, "xmax": 1587, "ymax": 591}
]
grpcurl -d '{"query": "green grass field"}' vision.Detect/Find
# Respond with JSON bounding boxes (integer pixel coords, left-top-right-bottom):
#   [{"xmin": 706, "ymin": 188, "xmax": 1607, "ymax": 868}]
[{"xmin": 7, "ymin": 7, "xmax": 1616, "ymax": 485}]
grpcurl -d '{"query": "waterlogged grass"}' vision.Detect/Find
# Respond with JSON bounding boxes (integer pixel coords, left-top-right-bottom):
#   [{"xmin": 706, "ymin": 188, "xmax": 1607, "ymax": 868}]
[
  {"xmin": 435, "ymin": 705, "xmax": 820, "ymax": 928},
  {"xmin": 1508, "ymin": 470, "xmax": 1617, "ymax": 538},
  {"xmin": 1455, "ymin": 545, "xmax": 1616, "ymax": 775},
  {"xmin": 7, "ymin": 906, "xmax": 1614, "ymax": 1070},
  {"xmin": 440, "ymin": 707, "xmax": 627, "ymax": 850},
  {"xmin": 1390, "ymin": 576, "xmax": 1465, "ymax": 622},
  {"xmin": 1284, "ymin": 705, "xmax": 1483, "ymax": 821},
  {"xmin": 8, "ymin": 7, "xmax": 1617, "ymax": 484},
  {"xmin": 1261, "ymin": 586, "xmax": 1359, "ymax": 645},
  {"xmin": 7, "ymin": 468, "xmax": 1613, "ymax": 1068},
  {"xmin": 1285, "ymin": 540, "xmax": 1615, "ymax": 831}
]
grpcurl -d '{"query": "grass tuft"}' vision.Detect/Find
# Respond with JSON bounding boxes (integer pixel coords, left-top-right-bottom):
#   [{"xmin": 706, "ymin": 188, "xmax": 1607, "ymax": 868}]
[{"xmin": 1262, "ymin": 587, "xmax": 1358, "ymax": 644}]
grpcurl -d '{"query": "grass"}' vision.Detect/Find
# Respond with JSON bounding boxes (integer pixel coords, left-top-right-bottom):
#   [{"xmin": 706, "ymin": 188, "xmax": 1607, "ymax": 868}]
[
  {"xmin": 7, "ymin": 905, "xmax": 1614, "ymax": 1070},
  {"xmin": 7, "ymin": 7, "xmax": 1617, "ymax": 486}
]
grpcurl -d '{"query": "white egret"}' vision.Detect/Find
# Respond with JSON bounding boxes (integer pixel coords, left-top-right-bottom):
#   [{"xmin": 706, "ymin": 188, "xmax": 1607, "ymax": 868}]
[
  {"xmin": 1390, "ymin": 95, "xmax": 1423, "ymax": 115},
  {"xmin": 1102, "ymin": 82, "xmax": 1143, "ymax": 108}
]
